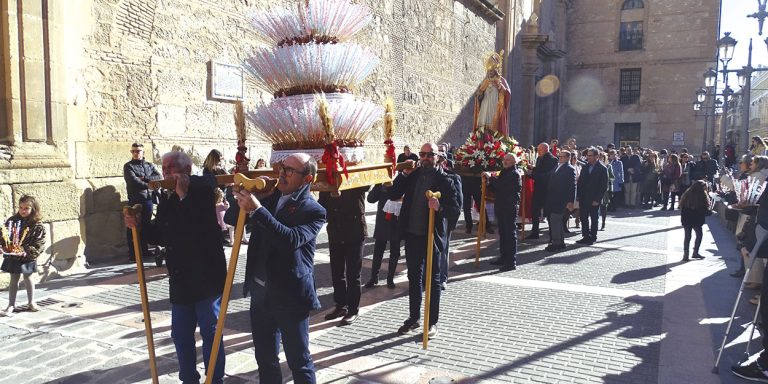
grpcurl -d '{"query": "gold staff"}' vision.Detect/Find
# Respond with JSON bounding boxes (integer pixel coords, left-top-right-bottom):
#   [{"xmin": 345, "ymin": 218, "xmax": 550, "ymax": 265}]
[
  {"xmin": 475, "ymin": 175, "xmax": 487, "ymax": 267},
  {"xmin": 205, "ymin": 173, "xmax": 275, "ymax": 384},
  {"xmin": 423, "ymin": 190, "xmax": 441, "ymax": 349},
  {"xmin": 122, "ymin": 204, "xmax": 159, "ymax": 384}
]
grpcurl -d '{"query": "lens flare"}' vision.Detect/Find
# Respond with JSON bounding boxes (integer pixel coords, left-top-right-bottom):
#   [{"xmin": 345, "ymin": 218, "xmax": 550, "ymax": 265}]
[
  {"xmin": 536, "ymin": 75, "xmax": 560, "ymax": 97},
  {"xmin": 566, "ymin": 75, "xmax": 605, "ymax": 114}
]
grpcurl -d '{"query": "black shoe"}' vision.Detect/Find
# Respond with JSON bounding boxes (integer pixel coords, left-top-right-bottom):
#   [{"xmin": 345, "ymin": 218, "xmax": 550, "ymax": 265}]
[
  {"xmin": 731, "ymin": 269, "xmax": 746, "ymax": 277},
  {"xmin": 465, "ymin": 226, "xmax": 473, "ymax": 234},
  {"xmin": 486, "ymin": 227, "xmax": 495, "ymax": 234},
  {"xmin": 563, "ymin": 228, "xmax": 571, "ymax": 233},
  {"xmin": 575, "ymin": 238, "xmax": 591, "ymax": 244},
  {"xmin": 489, "ymin": 258, "xmax": 503, "ymax": 265},
  {"xmin": 386, "ymin": 279, "xmax": 396, "ymax": 289},
  {"xmin": 692, "ymin": 254, "xmax": 705, "ymax": 260},
  {"xmin": 340, "ymin": 313, "xmax": 359, "ymax": 325},
  {"xmin": 732, "ymin": 361, "xmax": 768, "ymax": 383},
  {"xmin": 499, "ymin": 265, "xmax": 516, "ymax": 272},
  {"xmin": 397, "ymin": 320, "xmax": 420, "ymax": 335},
  {"xmin": 364, "ymin": 278, "xmax": 378, "ymax": 288},
  {"xmin": 599, "ymin": 225, "xmax": 605, "ymax": 231},
  {"xmin": 324, "ymin": 307, "xmax": 347, "ymax": 321},
  {"xmin": 440, "ymin": 282, "xmax": 447, "ymax": 291},
  {"xmin": 545, "ymin": 244, "xmax": 566, "ymax": 252},
  {"xmin": 661, "ymin": 206, "xmax": 667, "ymax": 211},
  {"xmin": 525, "ymin": 233, "xmax": 540, "ymax": 240}
]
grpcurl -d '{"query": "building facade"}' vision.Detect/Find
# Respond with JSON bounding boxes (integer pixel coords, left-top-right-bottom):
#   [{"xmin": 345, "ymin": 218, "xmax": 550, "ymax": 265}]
[
  {"xmin": 0, "ymin": 0, "xmax": 501, "ymax": 276},
  {"xmin": 558, "ymin": 0, "xmax": 719, "ymax": 151}
]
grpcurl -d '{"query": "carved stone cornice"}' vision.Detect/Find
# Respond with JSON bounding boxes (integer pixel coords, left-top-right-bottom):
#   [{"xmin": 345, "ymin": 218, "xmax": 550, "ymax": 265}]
[
  {"xmin": 520, "ymin": 33, "xmax": 549, "ymax": 50},
  {"xmin": 458, "ymin": 0, "xmax": 504, "ymax": 22},
  {"xmin": 537, "ymin": 41, "xmax": 567, "ymax": 61}
]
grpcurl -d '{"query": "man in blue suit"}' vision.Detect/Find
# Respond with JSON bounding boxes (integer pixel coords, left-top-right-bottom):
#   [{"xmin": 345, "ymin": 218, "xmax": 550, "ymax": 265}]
[
  {"xmin": 234, "ymin": 153, "xmax": 326, "ymax": 384},
  {"xmin": 545, "ymin": 151, "xmax": 576, "ymax": 252},
  {"xmin": 576, "ymin": 148, "xmax": 609, "ymax": 245}
]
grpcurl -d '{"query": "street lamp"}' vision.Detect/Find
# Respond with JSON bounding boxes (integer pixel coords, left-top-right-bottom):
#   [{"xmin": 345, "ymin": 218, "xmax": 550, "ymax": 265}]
[
  {"xmin": 693, "ymin": 101, "xmax": 702, "ymax": 111},
  {"xmin": 715, "ymin": 98, "xmax": 723, "ymax": 114},
  {"xmin": 704, "ymin": 68, "xmax": 718, "ymax": 88},
  {"xmin": 718, "ymin": 32, "xmax": 737, "ymax": 68},
  {"xmin": 696, "ymin": 87, "xmax": 707, "ymax": 103},
  {"xmin": 737, "ymin": 69, "xmax": 748, "ymax": 88}
]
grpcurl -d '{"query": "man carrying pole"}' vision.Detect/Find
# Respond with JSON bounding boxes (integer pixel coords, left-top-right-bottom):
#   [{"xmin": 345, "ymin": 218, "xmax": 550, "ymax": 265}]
[
  {"xmin": 233, "ymin": 153, "xmax": 326, "ymax": 384},
  {"xmin": 390, "ymin": 142, "xmax": 460, "ymax": 339},
  {"xmin": 124, "ymin": 151, "xmax": 227, "ymax": 384}
]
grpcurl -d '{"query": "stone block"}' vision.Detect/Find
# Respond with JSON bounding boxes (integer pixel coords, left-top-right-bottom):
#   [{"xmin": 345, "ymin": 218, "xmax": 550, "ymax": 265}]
[
  {"xmin": 13, "ymin": 181, "xmax": 81, "ymax": 222},
  {"xmin": 90, "ymin": 177, "xmax": 127, "ymax": 212},
  {"xmin": 75, "ymin": 141, "xmax": 135, "ymax": 179},
  {"xmin": 157, "ymin": 104, "xmax": 186, "ymax": 136},
  {"xmin": 0, "ymin": 185, "xmax": 13, "ymax": 221},
  {"xmin": 84, "ymin": 211, "xmax": 125, "ymax": 261},
  {"xmin": 49, "ymin": 219, "xmax": 85, "ymax": 261}
]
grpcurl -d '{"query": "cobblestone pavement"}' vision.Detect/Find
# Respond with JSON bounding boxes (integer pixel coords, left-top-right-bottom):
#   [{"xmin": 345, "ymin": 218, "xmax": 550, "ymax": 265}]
[{"xmin": 0, "ymin": 203, "xmax": 759, "ymax": 383}]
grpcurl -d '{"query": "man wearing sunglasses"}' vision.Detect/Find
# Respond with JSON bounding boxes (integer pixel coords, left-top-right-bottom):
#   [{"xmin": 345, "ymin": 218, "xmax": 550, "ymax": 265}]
[
  {"xmin": 123, "ymin": 142, "xmax": 161, "ymax": 263},
  {"xmin": 234, "ymin": 153, "xmax": 326, "ymax": 384},
  {"xmin": 389, "ymin": 143, "xmax": 461, "ymax": 339}
]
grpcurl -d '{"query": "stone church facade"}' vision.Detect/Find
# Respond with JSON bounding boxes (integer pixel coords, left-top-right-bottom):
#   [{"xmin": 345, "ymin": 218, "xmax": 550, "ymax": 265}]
[{"xmin": 0, "ymin": 0, "xmax": 502, "ymax": 277}]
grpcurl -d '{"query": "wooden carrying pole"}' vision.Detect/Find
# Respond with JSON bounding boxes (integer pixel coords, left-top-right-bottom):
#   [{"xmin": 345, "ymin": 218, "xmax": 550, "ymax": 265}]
[
  {"xmin": 205, "ymin": 174, "xmax": 271, "ymax": 384},
  {"xmin": 475, "ymin": 175, "xmax": 487, "ymax": 267},
  {"xmin": 423, "ymin": 190, "xmax": 441, "ymax": 349},
  {"xmin": 122, "ymin": 204, "xmax": 159, "ymax": 384},
  {"xmin": 520, "ymin": 175, "xmax": 526, "ymax": 240}
]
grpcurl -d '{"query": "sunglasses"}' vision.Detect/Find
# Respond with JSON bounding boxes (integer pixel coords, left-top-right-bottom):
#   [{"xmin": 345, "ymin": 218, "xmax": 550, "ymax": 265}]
[{"xmin": 419, "ymin": 151, "xmax": 436, "ymax": 158}]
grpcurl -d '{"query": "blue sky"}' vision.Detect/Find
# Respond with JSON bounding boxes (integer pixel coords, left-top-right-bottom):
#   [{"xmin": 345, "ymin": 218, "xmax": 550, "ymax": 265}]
[{"xmin": 720, "ymin": 1, "xmax": 768, "ymax": 73}]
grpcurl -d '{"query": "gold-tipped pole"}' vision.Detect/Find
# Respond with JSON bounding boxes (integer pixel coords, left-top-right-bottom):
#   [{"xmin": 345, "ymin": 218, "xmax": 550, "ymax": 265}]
[
  {"xmin": 423, "ymin": 190, "xmax": 441, "ymax": 350},
  {"xmin": 205, "ymin": 174, "xmax": 270, "ymax": 384},
  {"xmin": 122, "ymin": 204, "xmax": 159, "ymax": 384},
  {"xmin": 475, "ymin": 175, "xmax": 487, "ymax": 267}
]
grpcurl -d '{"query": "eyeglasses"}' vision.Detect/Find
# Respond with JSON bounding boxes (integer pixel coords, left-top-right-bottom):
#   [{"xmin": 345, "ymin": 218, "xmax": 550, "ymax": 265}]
[
  {"xmin": 279, "ymin": 164, "xmax": 306, "ymax": 177},
  {"xmin": 419, "ymin": 151, "xmax": 436, "ymax": 158}
]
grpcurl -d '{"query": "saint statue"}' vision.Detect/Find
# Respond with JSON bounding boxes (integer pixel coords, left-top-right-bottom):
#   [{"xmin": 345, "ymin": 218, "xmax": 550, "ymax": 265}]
[{"xmin": 473, "ymin": 50, "xmax": 511, "ymax": 137}]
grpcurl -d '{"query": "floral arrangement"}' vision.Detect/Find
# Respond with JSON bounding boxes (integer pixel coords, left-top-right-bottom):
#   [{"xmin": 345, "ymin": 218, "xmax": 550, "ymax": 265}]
[{"xmin": 454, "ymin": 127, "xmax": 523, "ymax": 173}]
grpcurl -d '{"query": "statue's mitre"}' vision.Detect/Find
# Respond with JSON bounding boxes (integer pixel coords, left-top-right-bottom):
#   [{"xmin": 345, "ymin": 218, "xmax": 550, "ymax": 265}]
[{"xmin": 484, "ymin": 50, "xmax": 504, "ymax": 72}]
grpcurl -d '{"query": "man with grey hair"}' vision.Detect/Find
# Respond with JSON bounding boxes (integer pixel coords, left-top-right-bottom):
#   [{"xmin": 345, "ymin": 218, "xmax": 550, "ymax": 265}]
[
  {"xmin": 125, "ymin": 150, "xmax": 227, "ymax": 383},
  {"xmin": 545, "ymin": 150, "xmax": 576, "ymax": 252},
  {"xmin": 234, "ymin": 153, "xmax": 326, "ymax": 384},
  {"xmin": 528, "ymin": 142, "xmax": 558, "ymax": 239},
  {"xmin": 576, "ymin": 147, "xmax": 609, "ymax": 245}
]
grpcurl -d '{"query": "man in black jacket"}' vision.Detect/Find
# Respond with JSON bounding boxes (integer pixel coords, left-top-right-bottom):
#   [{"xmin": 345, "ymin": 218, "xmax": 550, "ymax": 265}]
[
  {"xmin": 484, "ymin": 154, "xmax": 522, "ymax": 271},
  {"xmin": 438, "ymin": 152, "xmax": 462, "ymax": 290},
  {"xmin": 124, "ymin": 151, "xmax": 227, "ymax": 384},
  {"xmin": 545, "ymin": 151, "xmax": 576, "ymax": 252},
  {"xmin": 123, "ymin": 143, "xmax": 161, "ymax": 262},
  {"xmin": 365, "ymin": 184, "xmax": 401, "ymax": 289},
  {"xmin": 319, "ymin": 186, "xmax": 369, "ymax": 325},
  {"xmin": 576, "ymin": 148, "xmax": 609, "ymax": 245},
  {"xmin": 389, "ymin": 143, "xmax": 461, "ymax": 338},
  {"xmin": 528, "ymin": 143, "xmax": 558, "ymax": 239}
]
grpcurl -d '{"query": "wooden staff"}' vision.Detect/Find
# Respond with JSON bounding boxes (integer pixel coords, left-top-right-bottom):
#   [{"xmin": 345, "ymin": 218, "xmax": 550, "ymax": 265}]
[
  {"xmin": 520, "ymin": 174, "xmax": 527, "ymax": 240},
  {"xmin": 122, "ymin": 204, "xmax": 159, "ymax": 384},
  {"xmin": 205, "ymin": 174, "xmax": 274, "ymax": 384},
  {"xmin": 423, "ymin": 190, "xmax": 441, "ymax": 350},
  {"xmin": 475, "ymin": 175, "xmax": 487, "ymax": 267},
  {"xmin": 147, "ymin": 171, "xmax": 278, "ymax": 191}
]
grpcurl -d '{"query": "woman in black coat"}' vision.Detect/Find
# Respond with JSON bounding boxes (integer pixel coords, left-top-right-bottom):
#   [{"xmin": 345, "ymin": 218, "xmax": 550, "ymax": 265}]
[
  {"xmin": 679, "ymin": 180, "xmax": 710, "ymax": 261},
  {"xmin": 364, "ymin": 184, "xmax": 401, "ymax": 288}
]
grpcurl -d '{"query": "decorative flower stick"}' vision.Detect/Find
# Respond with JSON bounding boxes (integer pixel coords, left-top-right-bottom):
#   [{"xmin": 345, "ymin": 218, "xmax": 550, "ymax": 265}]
[{"xmin": 18, "ymin": 227, "xmax": 29, "ymax": 245}]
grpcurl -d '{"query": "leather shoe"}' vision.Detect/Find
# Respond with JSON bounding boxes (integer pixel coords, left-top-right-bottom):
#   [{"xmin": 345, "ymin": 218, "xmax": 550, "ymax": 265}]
[
  {"xmin": 545, "ymin": 244, "xmax": 566, "ymax": 252},
  {"xmin": 386, "ymin": 280, "xmax": 396, "ymax": 289},
  {"xmin": 499, "ymin": 265, "xmax": 516, "ymax": 272},
  {"xmin": 364, "ymin": 278, "xmax": 378, "ymax": 288},
  {"xmin": 340, "ymin": 313, "xmax": 359, "ymax": 325},
  {"xmin": 486, "ymin": 227, "xmax": 495, "ymax": 234},
  {"xmin": 324, "ymin": 307, "xmax": 347, "ymax": 321},
  {"xmin": 692, "ymin": 253, "xmax": 705, "ymax": 260},
  {"xmin": 525, "ymin": 233, "xmax": 540, "ymax": 240},
  {"xmin": 465, "ymin": 226, "xmax": 473, "ymax": 234},
  {"xmin": 489, "ymin": 258, "xmax": 503, "ymax": 265}
]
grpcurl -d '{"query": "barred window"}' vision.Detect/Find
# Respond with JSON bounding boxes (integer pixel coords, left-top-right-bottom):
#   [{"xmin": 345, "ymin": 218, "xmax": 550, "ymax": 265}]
[
  {"xmin": 619, "ymin": 21, "xmax": 643, "ymax": 51},
  {"xmin": 621, "ymin": 0, "xmax": 644, "ymax": 9},
  {"xmin": 619, "ymin": 69, "xmax": 641, "ymax": 105}
]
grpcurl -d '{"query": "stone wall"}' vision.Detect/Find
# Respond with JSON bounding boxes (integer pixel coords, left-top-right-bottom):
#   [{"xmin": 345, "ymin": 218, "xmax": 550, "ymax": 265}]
[{"xmin": 0, "ymin": 0, "xmax": 499, "ymax": 271}]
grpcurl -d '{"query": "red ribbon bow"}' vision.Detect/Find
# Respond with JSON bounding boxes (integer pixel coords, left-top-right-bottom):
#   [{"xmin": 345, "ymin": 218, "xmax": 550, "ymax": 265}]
[
  {"xmin": 384, "ymin": 139, "xmax": 396, "ymax": 168},
  {"xmin": 322, "ymin": 141, "xmax": 349, "ymax": 182}
]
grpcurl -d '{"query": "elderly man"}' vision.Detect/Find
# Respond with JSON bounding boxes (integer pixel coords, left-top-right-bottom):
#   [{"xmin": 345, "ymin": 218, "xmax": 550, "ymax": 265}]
[
  {"xmin": 124, "ymin": 151, "xmax": 227, "ymax": 384},
  {"xmin": 390, "ymin": 143, "xmax": 460, "ymax": 338},
  {"xmin": 484, "ymin": 154, "xmax": 522, "ymax": 271},
  {"xmin": 576, "ymin": 148, "xmax": 609, "ymax": 245},
  {"xmin": 234, "ymin": 153, "xmax": 326, "ymax": 384},
  {"xmin": 123, "ymin": 143, "xmax": 161, "ymax": 263},
  {"xmin": 545, "ymin": 151, "xmax": 576, "ymax": 252},
  {"xmin": 528, "ymin": 142, "xmax": 558, "ymax": 239}
]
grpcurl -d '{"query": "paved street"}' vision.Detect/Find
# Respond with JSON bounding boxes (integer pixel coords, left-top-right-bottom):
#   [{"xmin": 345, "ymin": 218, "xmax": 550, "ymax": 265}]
[{"xmin": 0, "ymin": 204, "xmax": 759, "ymax": 384}]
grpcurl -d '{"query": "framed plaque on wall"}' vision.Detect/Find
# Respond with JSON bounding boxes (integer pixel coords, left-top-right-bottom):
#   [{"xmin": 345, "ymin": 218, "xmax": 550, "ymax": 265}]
[{"xmin": 208, "ymin": 61, "xmax": 244, "ymax": 101}]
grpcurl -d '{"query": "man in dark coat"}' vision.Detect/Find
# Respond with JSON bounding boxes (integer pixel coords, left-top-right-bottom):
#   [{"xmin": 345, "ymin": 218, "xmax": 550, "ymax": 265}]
[
  {"xmin": 544, "ymin": 151, "xmax": 576, "ymax": 252},
  {"xmin": 461, "ymin": 175, "xmax": 493, "ymax": 234},
  {"xmin": 319, "ymin": 186, "xmax": 369, "ymax": 325},
  {"xmin": 528, "ymin": 142, "xmax": 558, "ymax": 239},
  {"xmin": 397, "ymin": 145, "xmax": 419, "ymax": 163},
  {"xmin": 576, "ymin": 148, "xmax": 609, "ymax": 245},
  {"xmin": 484, "ymin": 154, "xmax": 522, "ymax": 271},
  {"xmin": 389, "ymin": 143, "xmax": 461, "ymax": 338},
  {"xmin": 624, "ymin": 147, "xmax": 643, "ymax": 207},
  {"xmin": 438, "ymin": 152, "xmax": 463, "ymax": 290},
  {"xmin": 125, "ymin": 151, "xmax": 227, "ymax": 384},
  {"xmin": 123, "ymin": 142, "xmax": 161, "ymax": 262},
  {"xmin": 693, "ymin": 151, "xmax": 719, "ymax": 190},
  {"xmin": 234, "ymin": 153, "xmax": 326, "ymax": 384},
  {"xmin": 365, "ymin": 184, "xmax": 401, "ymax": 289}
]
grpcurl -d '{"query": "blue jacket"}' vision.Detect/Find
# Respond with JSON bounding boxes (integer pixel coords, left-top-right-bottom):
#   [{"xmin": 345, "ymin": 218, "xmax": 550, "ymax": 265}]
[
  {"xmin": 610, "ymin": 160, "xmax": 624, "ymax": 191},
  {"xmin": 244, "ymin": 183, "xmax": 326, "ymax": 312}
]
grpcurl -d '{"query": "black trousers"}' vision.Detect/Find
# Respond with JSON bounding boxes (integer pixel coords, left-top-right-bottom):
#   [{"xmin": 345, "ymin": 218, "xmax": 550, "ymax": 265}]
[
  {"xmin": 497, "ymin": 210, "xmax": 518, "ymax": 267},
  {"xmin": 462, "ymin": 177, "xmax": 490, "ymax": 229},
  {"xmin": 329, "ymin": 241, "xmax": 363, "ymax": 314},
  {"xmin": 683, "ymin": 225, "xmax": 702, "ymax": 255},
  {"xmin": 530, "ymin": 197, "xmax": 547, "ymax": 234},
  {"xmin": 579, "ymin": 203, "xmax": 600, "ymax": 240},
  {"xmin": 404, "ymin": 232, "xmax": 441, "ymax": 326},
  {"xmin": 126, "ymin": 200, "xmax": 153, "ymax": 260},
  {"xmin": 369, "ymin": 231, "xmax": 401, "ymax": 282}
]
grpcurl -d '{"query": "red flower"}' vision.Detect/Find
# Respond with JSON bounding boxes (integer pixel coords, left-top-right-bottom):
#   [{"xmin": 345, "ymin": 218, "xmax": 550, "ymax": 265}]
[
  {"xmin": 467, "ymin": 147, "xmax": 475, "ymax": 154},
  {"xmin": 485, "ymin": 147, "xmax": 492, "ymax": 155},
  {"xmin": 485, "ymin": 134, "xmax": 492, "ymax": 141},
  {"xmin": 455, "ymin": 153, "xmax": 463, "ymax": 161},
  {"xmin": 497, "ymin": 150, "xmax": 505, "ymax": 158},
  {"xmin": 494, "ymin": 141, "xmax": 501, "ymax": 149},
  {"xmin": 489, "ymin": 159, "xmax": 496, "ymax": 167},
  {"xmin": 463, "ymin": 159, "xmax": 469, "ymax": 166},
  {"xmin": 471, "ymin": 134, "xmax": 477, "ymax": 141}
]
